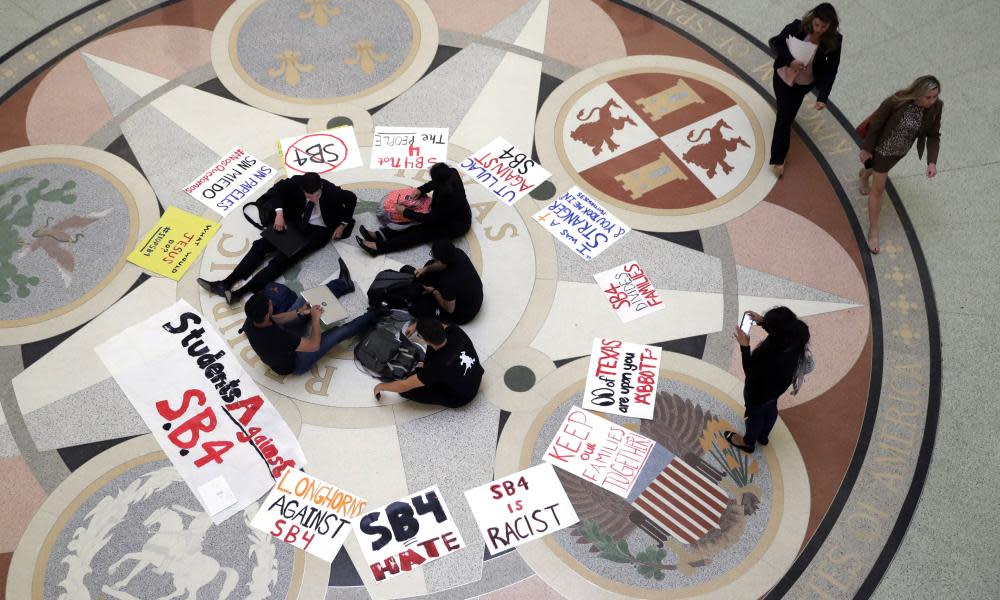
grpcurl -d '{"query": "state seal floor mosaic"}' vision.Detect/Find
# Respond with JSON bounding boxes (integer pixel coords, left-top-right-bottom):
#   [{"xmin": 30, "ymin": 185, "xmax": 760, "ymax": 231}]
[{"xmin": 1, "ymin": 1, "xmax": 990, "ymax": 599}]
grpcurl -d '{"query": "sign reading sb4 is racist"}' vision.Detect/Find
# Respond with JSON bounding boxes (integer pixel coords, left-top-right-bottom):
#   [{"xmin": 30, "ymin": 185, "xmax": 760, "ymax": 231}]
[
  {"xmin": 278, "ymin": 127, "xmax": 363, "ymax": 177},
  {"xmin": 532, "ymin": 187, "xmax": 630, "ymax": 261},
  {"xmin": 593, "ymin": 262, "xmax": 665, "ymax": 323},
  {"xmin": 460, "ymin": 136, "xmax": 551, "ymax": 205},
  {"xmin": 354, "ymin": 486, "xmax": 465, "ymax": 583},
  {"xmin": 464, "ymin": 463, "xmax": 579, "ymax": 556},
  {"xmin": 583, "ymin": 338, "xmax": 662, "ymax": 420}
]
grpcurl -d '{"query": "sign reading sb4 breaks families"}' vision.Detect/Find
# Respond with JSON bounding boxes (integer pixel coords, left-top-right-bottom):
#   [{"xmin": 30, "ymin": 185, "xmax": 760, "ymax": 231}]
[
  {"xmin": 593, "ymin": 262, "xmax": 665, "ymax": 323},
  {"xmin": 354, "ymin": 486, "xmax": 465, "ymax": 583},
  {"xmin": 460, "ymin": 136, "xmax": 551, "ymax": 205},
  {"xmin": 96, "ymin": 300, "xmax": 307, "ymax": 523},
  {"xmin": 464, "ymin": 463, "xmax": 578, "ymax": 556},
  {"xmin": 583, "ymin": 338, "xmax": 662, "ymax": 420},
  {"xmin": 127, "ymin": 207, "xmax": 218, "ymax": 281},
  {"xmin": 184, "ymin": 146, "xmax": 277, "ymax": 216},
  {"xmin": 533, "ymin": 187, "xmax": 630, "ymax": 261}
]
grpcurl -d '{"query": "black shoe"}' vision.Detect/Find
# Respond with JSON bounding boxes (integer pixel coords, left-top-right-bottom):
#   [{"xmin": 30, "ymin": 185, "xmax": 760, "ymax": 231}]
[
  {"xmin": 225, "ymin": 288, "xmax": 237, "ymax": 305},
  {"xmin": 197, "ymin": 278, "xmax": 228, "ymax": 298},
  {"xmin": 356, "ymin": 236, "xmax": 378, "ymax": 257},
  {"xmin": 724, "ymin": 431, "xmax": 755, "ymax": 454},
  {"xmin": 359, "ymin": 225, "xmax": 376, "ymax": 242},
  {"xmin": 337, "ymin": 258, "xmax": 352, "ymax": 285},
  {"xmin": 760, "ymin": 436, "xmax": 769, "ymax": 446}
]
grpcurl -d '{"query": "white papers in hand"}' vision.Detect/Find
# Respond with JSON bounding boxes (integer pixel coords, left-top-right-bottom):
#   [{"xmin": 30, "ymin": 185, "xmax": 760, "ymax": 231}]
[{"xmin": 786, "ymin": 36, "xmax": 818, "ymax": 64}]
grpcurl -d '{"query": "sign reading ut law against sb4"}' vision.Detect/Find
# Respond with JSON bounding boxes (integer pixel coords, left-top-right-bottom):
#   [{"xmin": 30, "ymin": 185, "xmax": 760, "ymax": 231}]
[
  {"xmin": 460, "ymin": 136, "xmax": 551, "ymax": 205},
  {"xmin": 593, "ymin": 262, "xmax": 664, "ymax": 323},
  {"xmin": 184, "ymin": 147, "xmax": 277, "ymax": 216},
  {"xmin": 95, "ymin": 300, "xmax": 307, "ymax": 523},
  {"xmin": 583, "ymin": 338, "xmax": 662, "ymax": 420},
  {"xmin": 370, "ymin": 127, "xmax": 448, "ymax": 170},
  {"xmin": 278, "ymin": 127, "xmax": 362, "ymax": 177},
  {"xmin": 464, "ymin": 464, "xmax": 579, "ymax": 556},
  {"xmin": 532, "ymin": 187, "xmax": 630, "ymax": 261},
  {"xmin": 250, "ymin": 469, "xmax": 366, "ymax": 562},
  {"xmin": 353, "ymin": 486, "xmax": 465, "ymax": 583}
]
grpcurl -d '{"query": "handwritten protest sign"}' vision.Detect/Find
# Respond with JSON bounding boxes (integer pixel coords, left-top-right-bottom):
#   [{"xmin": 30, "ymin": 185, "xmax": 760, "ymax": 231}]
[
  {"xmin": 279, "ymin": 127, "xmax": 362, "ymax": 177},
  {"xmin": 371, "ymin": 127, "xmax": 448, "ymax": 170},
  {"xmin": 184, "ymin": 147, "xmax": 277, "ymax": 216},
  {"xmin": 250, "ymin": 469, "xmax": 366, "ymax": 562},
  {"xmin": 127, "ymin": 207, "xmax": 218, "ymax": 280},
  {"xmin": 532, "ymin": 187, "xmax": 630, "ymax": 261},
  {"xmin": 583, "ymin": 338, "xmax": 661, "ymax": 420},
  {"xmin": 464, "ymin": 463, "xmax": 578, "ymax": 556},
  {"xmin": 96, "ymin": 300, "xmax": 307, "ymax": 523},
  {"xmin": 593, "ymin": 262, "xmax": 665, "ymax": 323},
  {"xmin": 354, "ymin": 485, "xmax": 465, "ymax": 583},
  {"xmin": 460, "ymin": 136, "xmax": 551, "ymax": 205},
  {"xmin": 543, "ymin": 406, "xmax": 655, "ymax": 498}
]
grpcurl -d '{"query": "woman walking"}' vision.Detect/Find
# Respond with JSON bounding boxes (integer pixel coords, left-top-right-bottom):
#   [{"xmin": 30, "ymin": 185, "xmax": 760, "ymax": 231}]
[
  {"xmin": 768, "ymin": 3, "xmax": 842, "ymax": 177},
  {"xmin": 725, "ymin": 307, "xmax": 811, "ymax": 454},
  {"xmin": 858, "ymin": 75, "xmax": 942, "ymax": 254}
]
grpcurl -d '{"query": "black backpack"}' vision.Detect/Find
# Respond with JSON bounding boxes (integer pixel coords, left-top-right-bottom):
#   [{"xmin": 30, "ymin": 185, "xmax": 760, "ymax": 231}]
[
  {"xmin": 354, "ymin": 317, "xmax": 425, "ymax": 380},
  {"xmin": 367, "ymin": 270, "xmax": 421, "ymax": 309},
  {"xmin": 242, "ymin": 186, "xmax": 282, "ymax": 230}
]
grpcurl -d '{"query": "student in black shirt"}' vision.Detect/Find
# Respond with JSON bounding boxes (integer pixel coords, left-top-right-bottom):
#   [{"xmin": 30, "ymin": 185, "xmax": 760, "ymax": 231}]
[
  {"xmin": 356, "ymin": 163, "xmax": 471, "ymax": 255},
  {"xmin": 725, "ymin": 306, "xmax": 811, "ymax": 453},
  {"xmin": 372, "ymin": 318, "xmax": 483, "ymax": 408},
  {"xmin": 409, "ymin": 240, "xmax": 483, "ymax": 324}
]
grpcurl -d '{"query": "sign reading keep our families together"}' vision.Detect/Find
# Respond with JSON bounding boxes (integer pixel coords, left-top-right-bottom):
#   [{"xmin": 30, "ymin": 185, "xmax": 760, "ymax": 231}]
[
  {"xmin": 532, "ymin": 186, "xmax": 630, "ymax": 261},
  {"xmin": 582, "ymin": 338, "xmax": 662, "ymax": 420},
  {"xmin": 371, "ymin": 127, "xmax": 448, "ymax": 170},
  {"xmin": 460, "ymin": 137, "xmax": 551, "ymax": 205},
  {"xmin": 184, "ymin": 147, "xmax": 277, "ymax": 216}
]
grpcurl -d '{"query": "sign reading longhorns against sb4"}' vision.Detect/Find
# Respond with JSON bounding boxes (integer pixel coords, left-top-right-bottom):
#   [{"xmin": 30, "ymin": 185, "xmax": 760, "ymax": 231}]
[
  {"xmin": 371, "ymin": 127, "xmax": 448, "ymax": 170},
  {"xmin": 583, "ymin": 338, "xmax": 661, "ymax": 420},
  {"xmin": 464, "ymin": 464, "xmax": 579, "ymax": 556},
  {"xmin": 354, "ymin": 486, "xmax": 465, "ymax": 583},
  {"xmin": 460, "ymin": 136, "xmax": 551, "ymax": 205},
  {"xmin": 279, "ymin": 127, "xmax": 363, "ymax": 177},
  {"xmin": 533, "ymin": 187, "xmax": 630, "ymax": 261}
]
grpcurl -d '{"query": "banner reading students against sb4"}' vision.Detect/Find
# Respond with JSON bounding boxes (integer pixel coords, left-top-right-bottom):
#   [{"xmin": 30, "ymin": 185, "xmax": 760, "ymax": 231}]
[{"xmin": 96, "ymin": 300, "xmax": 307, "ymax": 523}]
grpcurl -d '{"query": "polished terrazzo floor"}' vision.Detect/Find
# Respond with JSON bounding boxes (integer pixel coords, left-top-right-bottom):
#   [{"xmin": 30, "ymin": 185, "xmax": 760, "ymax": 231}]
[{"xmin": 1, "ymin": 1, "xmax": 994, "ymax": 599}]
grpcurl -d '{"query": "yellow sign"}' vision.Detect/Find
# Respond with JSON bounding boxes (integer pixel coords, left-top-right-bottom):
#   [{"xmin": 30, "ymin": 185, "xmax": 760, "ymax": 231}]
[{"xmin": 127, "ymin": 207, "xmax": 219, "ymax": 280}]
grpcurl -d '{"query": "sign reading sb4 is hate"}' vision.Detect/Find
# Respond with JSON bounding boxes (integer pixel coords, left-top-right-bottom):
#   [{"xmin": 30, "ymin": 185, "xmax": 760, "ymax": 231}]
[
  {"xmin": 583, "ymin": 338, "xmax": 661, "ymax": 420},
  {"xmin": 464, "ymin": 463, "xmax": 579, "ymax": 556},
  {"xmin": 354, "ymin": 486, "xmax": 465, "ymax": 583}
]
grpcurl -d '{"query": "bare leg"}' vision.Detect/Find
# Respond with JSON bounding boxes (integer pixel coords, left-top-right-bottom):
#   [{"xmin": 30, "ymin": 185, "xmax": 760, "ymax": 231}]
[
  {"xmin": 859, "ymin": 167, "xmax": 872, "ymax": 195},
  {"xmin": 867, "ymin": 171, "xmax": 889, "ymax": 254}
]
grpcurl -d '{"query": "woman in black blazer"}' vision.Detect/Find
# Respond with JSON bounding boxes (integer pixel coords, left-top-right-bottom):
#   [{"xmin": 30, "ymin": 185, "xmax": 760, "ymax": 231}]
[{"xmin": 768, "ymin": 3, "xmax": 842, "ymax": 177}]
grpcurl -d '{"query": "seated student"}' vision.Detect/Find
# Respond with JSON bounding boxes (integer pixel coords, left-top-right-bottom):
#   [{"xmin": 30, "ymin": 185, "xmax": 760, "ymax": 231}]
[
  {"xmin": 199, "ymin": 172, "xmax": 357, "ymax": 304},
  {"xmin": 356, "ymin": 162, "xmax": 471, "ymax": 255},
  {"xmin": 373, "ymin": 318, "xmax": 483, "ymax": 408},
  {"xmin": 243, "ymin": 260, "xmax": 379, "ymax": 376},
  {"xmin": 409, "ymin": 240, "xmax": 483, "ymax": 324}
]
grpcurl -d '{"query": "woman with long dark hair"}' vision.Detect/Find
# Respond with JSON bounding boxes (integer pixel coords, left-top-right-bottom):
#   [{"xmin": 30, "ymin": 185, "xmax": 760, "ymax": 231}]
[
  {"xmin": 725, "ymin": 307, "xmax": 811, "ymax": 453},
  {"xmin": 767, "ymin": 3, "xmax": 842, "ymax": 177}
]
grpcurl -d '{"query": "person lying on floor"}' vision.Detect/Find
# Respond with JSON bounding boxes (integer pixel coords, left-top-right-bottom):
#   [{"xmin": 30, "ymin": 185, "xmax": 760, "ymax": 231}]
[
  {"xmin": 372, "ymin": 317, "xmax": 483, "ymax": 408},
  {"xmin": 408, "ymin": 240, "xmax": 483, "ymax": 324},
  {"xmin": 242, "ymin": 260, "xmax": 382, "ymax": 376}
]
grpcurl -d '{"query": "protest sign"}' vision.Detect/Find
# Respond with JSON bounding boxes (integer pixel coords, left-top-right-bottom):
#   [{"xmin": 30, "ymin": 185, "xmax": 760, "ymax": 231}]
[
  {"xmin": 593, "ymin": 262, "xmax": 665, "ymax": 323},
  {"xmin": 127, "ymin": 207, "xmax": 219, "ymax": 280},
  {"xmin": 459, "ymin": 136, "xmax": 551, "ymax": 205},
  {"xmin": 370, "ymin": 127, "xmax": 448, "ymax": 170},
  {"xmin": 464, "ymin": 463, "xmax": 578, "ymax": 556},
  {"xmin": 582, "ymin": 338, "xmax": 661, "ymax": 420},
  {"xmin": 251, "ymin": 469, "xmax": 367, "ymax": 562},
  {"xmin": 542, "ymin": 406, "xmax": 655, "ymax": 498},
  {"xmin": 184, "ymin": 147, "xmax": 277, "ymax": 216},
  {"xmin": 279, "ymin": 127, "xmax": 362, "ymax": 177},
  {"xmin": 353, "ymin": 485, "xmax": 465, "ymax": 583},
  {"xmin": 532, "ymin": 187, "xmax": 629, "ymax": 261},
  {"xmin": 96, "ymin": 300, "xmax": 307, "ymax": 523}
]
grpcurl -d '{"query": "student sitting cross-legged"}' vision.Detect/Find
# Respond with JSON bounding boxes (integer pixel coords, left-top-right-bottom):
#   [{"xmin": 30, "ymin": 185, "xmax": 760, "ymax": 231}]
[{"xmin": 408, "ymin": 240, "xmax": 483, "ymax": 325}]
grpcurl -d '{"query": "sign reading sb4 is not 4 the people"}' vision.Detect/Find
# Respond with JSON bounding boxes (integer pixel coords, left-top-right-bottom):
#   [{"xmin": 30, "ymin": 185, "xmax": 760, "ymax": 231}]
[
  {"xmin": 354, "ymin": 486, "xmax": 465, "ymax": 583},
  {"xmin": 593, "ymin": 262, "xmax": 665, "ymax": 323},
  {"xmin": 127, "ymin": 207, "xmax": 218, "ymax": 280},
  {"xmin": 532, "ymin": 187, "xmax": 630, "ymax": 261},
  {"xmin": 464, "ymin": 463, "xmax": 579, "ymax": 556},
  {"xmin": 460, "ymin": 136, "xmax": 551, "ymax": 205},
  {"xmin": 583, "ymin": 338, "xmax": 661, "ymax": 420},
  {"xmin": 278, "ymin": 127, "xmax": 363, "ymax": 177},
  {"xmin": 184, "ymin": 146, "xmax": 277, "ymax": 216},
  {"xmin": 371, "ymin": 126, "xmax": 448, "ymax": 170},
  {"xmin": 250, "ymin": 469, "xmax": 367, "ymax": 562}
]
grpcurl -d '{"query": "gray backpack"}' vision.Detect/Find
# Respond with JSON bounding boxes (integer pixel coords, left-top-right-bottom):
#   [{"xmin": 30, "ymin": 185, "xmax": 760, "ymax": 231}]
[{"xmin": 354, "ymin": 317, "xmax": 424, "ymax": 381}]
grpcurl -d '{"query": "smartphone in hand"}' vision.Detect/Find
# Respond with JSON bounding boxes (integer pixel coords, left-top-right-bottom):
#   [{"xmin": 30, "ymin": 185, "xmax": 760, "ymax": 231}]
[{"xmin": 739, "ymin": 312, "xmax": 755, "ymax": 336}]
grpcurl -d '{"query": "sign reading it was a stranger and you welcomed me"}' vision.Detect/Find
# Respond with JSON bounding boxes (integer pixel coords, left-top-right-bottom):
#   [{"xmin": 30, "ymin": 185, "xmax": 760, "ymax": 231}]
[
  {"xmin": 184, "ymin": 146, "xmax": 277, "ymax": 216},
  {"xmin": 460, "ymin": 136, "xmax": 551, "ymax": 206},
  {"xmin": 96, "ymin": 300, "xmax": 307, "ymax": 523},
  {"xmin": 532, "ymin": 186, "xmax": 629, "ymax": 261},
  {"xmin": 126, "ymin": 206, "xmax": 219, "ymax": 281},
  {"xmin": 278, "ymin": 127, "xmax": 363, "ymax": 177}
]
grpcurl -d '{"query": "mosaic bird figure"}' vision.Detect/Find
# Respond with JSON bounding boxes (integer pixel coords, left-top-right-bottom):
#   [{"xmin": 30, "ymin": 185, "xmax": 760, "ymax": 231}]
[{"xmin": 19, "ymin": 208, "xmax": 112, "ymax": 286}]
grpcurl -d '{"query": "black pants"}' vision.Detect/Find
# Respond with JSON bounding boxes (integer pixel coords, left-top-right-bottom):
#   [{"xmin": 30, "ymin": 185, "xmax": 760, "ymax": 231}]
[
  {"xmin": 743, "ymin": 395, "xmax": 779, "ymax": 447},
  {"xmin": 401, "ymin": 385, "xmax": 472, "ymax": 408},
  {"xmin": 223, "ymin": 226, "xmax": 328, "ymax": 295},
  {"xmin": 376, "ymin": 221, "xmax": 469, "ymax": 254},
  {"xmin": 770, "ymin": 72, "xmax": 814, "ymax": 166}
]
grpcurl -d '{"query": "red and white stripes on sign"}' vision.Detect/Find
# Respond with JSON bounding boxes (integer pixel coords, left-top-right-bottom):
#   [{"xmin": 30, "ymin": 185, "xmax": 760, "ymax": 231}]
[{"xmin": 632, "ymin": 458, "xmax": 729, "ymax": 544}]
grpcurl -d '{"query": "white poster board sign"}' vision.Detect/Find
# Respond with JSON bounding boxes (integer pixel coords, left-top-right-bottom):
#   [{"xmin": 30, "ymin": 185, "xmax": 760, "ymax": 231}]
[
  {"xmin": 542, "ymin": 407, "xmax": 655, "ymax": 498},
  {"xmin": 279, "ymin": 127, "xmax": 363, "ymax": 177},
  {"xmin": 250, "ymin": 469, "xmax": 367, "ymax": 562},
  {"xmin": 459, "ymin": 136, "xmax": 551, "ymax": 205},
  {"xmin": 370, "ymin": 127, "xmax": 448, "ymax": 170},
  {"xmin": 96, "ymin": 300, "xmax": 307, "ymax": 523},
  {"xmin": 582, "ymin": 338, "xmax": 662, "ymax": 420},
  {"xmin": 532, "ymin": 187, "xmax": 630, "ymax": 261},
  {"xmin": 353, "ymin": 485, "xmax": 465, "ymax": 583},
  {"xmin": 464, "ymin": 463, "xmax": 579, "ymax": 556},
  {"xmin": 593, "ymin": 262, "xmax": 665, "ymax": 323},
  {"xmin": 184, "ymin": 146, "xmax": 277, "ymax": 216}
]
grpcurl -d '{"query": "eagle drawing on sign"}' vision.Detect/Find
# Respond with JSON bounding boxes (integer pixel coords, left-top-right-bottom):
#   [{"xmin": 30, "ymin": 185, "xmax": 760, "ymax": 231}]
[
  {"xmin": 682, "ymin": 118, "xmax": 750, "ymax": 178},
  {"xmin": 558, "ymin": 391, "xmax": 763, "ymax": 579},
  {"xmin": 570, "ymin": 98, "xmax": 637, "ymax": 156},
  {"xmin": 18, "ymin": 208, "xmax": 112, "ymax": 287}
]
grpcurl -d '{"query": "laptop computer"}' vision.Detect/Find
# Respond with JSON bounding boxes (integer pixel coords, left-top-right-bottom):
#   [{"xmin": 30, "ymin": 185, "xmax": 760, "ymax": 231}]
[
  {"xmin": 301, "ymin": 284, "xmax": 349, "ymax": 329},
  {"xmin": 261, "ymin": 225, "xmax": 309, "ymax": 257}
]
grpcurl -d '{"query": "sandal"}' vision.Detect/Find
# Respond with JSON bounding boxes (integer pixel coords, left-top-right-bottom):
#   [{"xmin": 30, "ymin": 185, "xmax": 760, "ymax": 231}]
[
  {"xmin": 724, "ymin": 430, "xmax": 754, "ymax": 454},
  {"xmin": 858, "ymin": 168, "xmax": 871, "ymax": 195}
]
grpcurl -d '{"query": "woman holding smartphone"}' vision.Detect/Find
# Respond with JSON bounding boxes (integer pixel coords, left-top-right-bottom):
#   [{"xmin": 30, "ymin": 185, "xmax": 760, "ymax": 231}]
[{"xmin": 726, "ymin": 307, "xmax": 811, "ymax": 453}]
